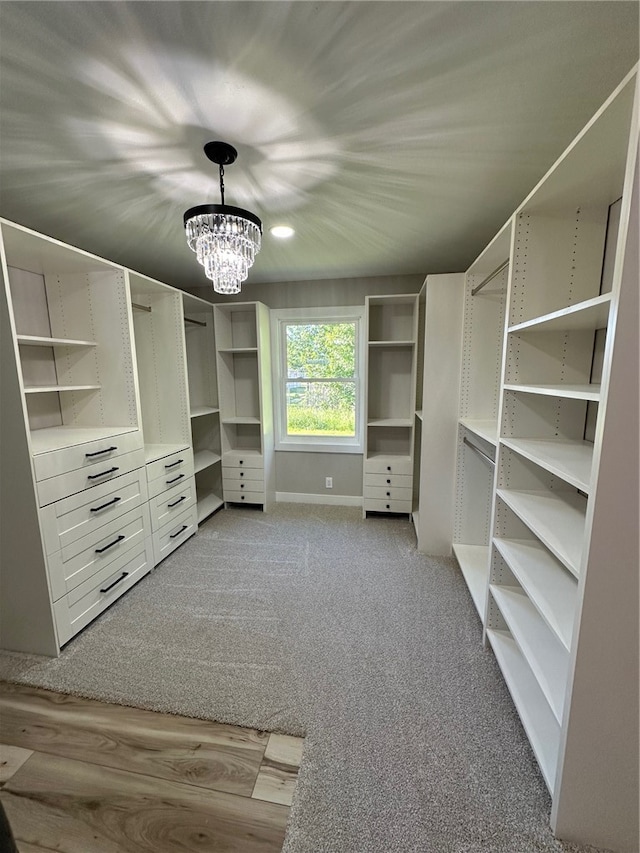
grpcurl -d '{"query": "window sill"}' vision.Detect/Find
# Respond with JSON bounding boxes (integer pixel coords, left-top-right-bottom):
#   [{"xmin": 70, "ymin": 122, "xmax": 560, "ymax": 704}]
[{"xmin": 275, "ymin": 441, "xmax": 363, "ymax": 454}]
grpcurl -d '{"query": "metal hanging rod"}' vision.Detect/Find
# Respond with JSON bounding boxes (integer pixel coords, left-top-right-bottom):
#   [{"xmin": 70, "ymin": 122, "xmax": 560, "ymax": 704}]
[
  {"xmin": 463, "ymin": 436, "xmax": 495, "ymax": 467},
  {"xmin": 184, "ymin": 316, "xmax": 207, "ymax": 328},
  {"xmin": 132, "ymin": 302, "xmax": 152, "ymax": 313},
  {"xmin": 471, "ymin": 259, "xmax": 509, "ymax": 296}
]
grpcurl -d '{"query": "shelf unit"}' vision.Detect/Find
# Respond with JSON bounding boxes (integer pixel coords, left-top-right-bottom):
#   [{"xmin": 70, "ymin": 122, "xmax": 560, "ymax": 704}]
[
  {"xmin": 480, "ymin": 68, "xmax": 638, "ymax": 851},
  {"xmin": 214, "ymin": 302, "xmax": 275, "ymax": 510},
  {"xmin": 451, "ymin": 222, "xmax": 510, "ymax": 618},
  {"xmin": 363, "ymin": 295, "xmax": 418, "ymax": 517},
  {"xmin": 183, "ymin": 294, "xmax": 223, "ymax": 523}
]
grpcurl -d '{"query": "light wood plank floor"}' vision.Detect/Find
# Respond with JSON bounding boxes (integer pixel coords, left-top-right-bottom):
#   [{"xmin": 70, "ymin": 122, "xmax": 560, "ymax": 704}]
[{"xmin": 0, "ymin": 683, "xmax": 304, "ymax": 852}]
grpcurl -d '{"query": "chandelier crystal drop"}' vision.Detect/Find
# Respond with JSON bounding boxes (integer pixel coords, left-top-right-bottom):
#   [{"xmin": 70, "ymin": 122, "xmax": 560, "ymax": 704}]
[{"xmin": 183, "ymin": 142, "xmax": 262, "ymax": 295}]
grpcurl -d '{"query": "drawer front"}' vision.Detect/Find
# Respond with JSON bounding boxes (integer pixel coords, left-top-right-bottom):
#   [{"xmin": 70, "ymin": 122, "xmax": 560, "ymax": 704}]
[
  {"xmin": 222, "ymin": 453, "xmax": 264, "ymax": 470},
  {"xmin": 145, "ymin": 447, "xmax": 193, "ymax": 484},
  {"xmin": 224, "ymin": 489, "xmax": 264, "ymax": 505},
  {"xmin": 223, "ymin": 478, "xmax": 264, "ymax": 497},
  {"xmin": 364, "ymin": 457, "xmax": 412, "ymax": 476},
  {"xmin": 37, "ymin": 449, "xmax": 145, "ymax": 507},
  {"xmin": 147, "ymin": 461, "xmax": 195, "ymax": 499},
  {"xmin": 47, "ymin": 504, "xmax": 151, "ymax": 601},
  {"xmin": 364, "ymin": 485, "xmax": 413, "ymax": 502},
  {"xmin": 364, "ymin": 472, "xmax": 413, "ymax": 489},
  {"xmin": 152, "ymin": 507, "xmax": 197, "ymax": 566},
  {"xmin": 221, "ymin": 466, "xmax": 264, "ymax": 483},
  {"xmin": 364, "ymin": 498, "xmax": 412, "ymax": 514},
  {"xmin": 53, "ymin": 541, "xmax": 153, "ymax": 647},
  {"xmin": 33, "ymin": 430, "xmax": 143, "ymax": 482},
  {"xmin": 149, "ymin": 479, "xmax": 196, "ymax": 532},
  {"xmin": 40, "ymin": 468, "xmax": 148, "ymax": 555}
]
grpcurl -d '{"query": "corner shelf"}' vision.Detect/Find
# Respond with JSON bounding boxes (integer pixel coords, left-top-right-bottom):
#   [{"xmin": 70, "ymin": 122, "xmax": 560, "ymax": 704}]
[
  {"xmin": 194, "ymin": 450, "xmax": 221, "ymax": 474},
  {"xmin": 459, "ymin": 418, "xmax": 498, "ymax": 447},
  {"xmin": 190, "ymin": 406, "xmax": 219, "ymax": 419},
  {"xmin": 196, "ymin": 492, "xmax": 224, "ymax": 523}
]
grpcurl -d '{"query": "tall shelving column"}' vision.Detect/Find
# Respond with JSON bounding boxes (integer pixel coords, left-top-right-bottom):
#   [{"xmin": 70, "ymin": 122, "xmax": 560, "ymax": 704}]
[
  {"xmin": 128, "ymin": 272, "xmax": 196, "ymax": 566},
  {"xmin": 363, "ymin": 295, "xmax": 418, "ymax": 517},
  {"xmin": 215, "ymin": 301, "xmax": 275, "ymax": 510},
  {"xmin": 413, "ymin": 274, "xmax": 465, "ymax": 554},
  {"xmin": 484, "ymin": 67, "xmax": 638, "ymax": 851},
  {"xmin": 182, "ymin": 294, "xmax": 223, "ymax": 524},
  {"xmin": 451, "ymin": 223, "xmax": 510, "ymax": 620}
]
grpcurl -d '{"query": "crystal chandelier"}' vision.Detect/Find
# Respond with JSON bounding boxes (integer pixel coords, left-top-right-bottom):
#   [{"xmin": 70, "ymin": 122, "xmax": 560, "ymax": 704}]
[{"xmin": 184, "ymin": 141, "xmax": 262, "ymax": 294}]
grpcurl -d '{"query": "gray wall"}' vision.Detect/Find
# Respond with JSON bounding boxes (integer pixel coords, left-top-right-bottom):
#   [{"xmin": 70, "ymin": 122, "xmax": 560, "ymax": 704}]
[{"xmin": 275, "ymin": 451, "xmax": 363, "ymax": 497}]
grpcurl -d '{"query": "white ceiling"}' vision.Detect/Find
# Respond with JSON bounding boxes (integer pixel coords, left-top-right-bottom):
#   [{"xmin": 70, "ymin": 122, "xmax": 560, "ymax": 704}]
[{"xmin": 0, "ymin": 2, "xmax": 638, "ymax": 293}]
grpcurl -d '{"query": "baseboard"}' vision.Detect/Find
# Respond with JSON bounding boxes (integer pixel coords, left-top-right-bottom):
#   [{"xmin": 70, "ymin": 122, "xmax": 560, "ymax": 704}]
[{"xmin": 276, "ymin": 491, "xmax": 363, "ymax": 507}]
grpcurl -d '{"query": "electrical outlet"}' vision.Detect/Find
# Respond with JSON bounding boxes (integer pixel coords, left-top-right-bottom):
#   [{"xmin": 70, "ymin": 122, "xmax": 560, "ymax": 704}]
[{"xmin": 325, "ymin": 477, "xmax": 333, "ymax": 489}]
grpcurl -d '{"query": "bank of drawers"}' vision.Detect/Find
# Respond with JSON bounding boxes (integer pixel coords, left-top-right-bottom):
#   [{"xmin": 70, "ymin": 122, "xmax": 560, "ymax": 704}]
[
  {"xmin": 145, "ymin": 447, "xmax": 197, "ymax": 564},
  {"xmin": 152, "ymin": 505, "xmax": 198, "ymax": 566},
  {"xmin": 222, "ymin": 452, "xmax": 264, "ymax": 505},
  {"xmin": 363, "ymin": 456, "xmax": 412, "ymax": 514}
]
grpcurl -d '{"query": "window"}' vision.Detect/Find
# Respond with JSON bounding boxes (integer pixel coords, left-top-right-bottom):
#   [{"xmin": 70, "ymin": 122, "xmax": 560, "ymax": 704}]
[{"xmin": 272, "ymin": 306, "xmax": 365, "ymax": 452}]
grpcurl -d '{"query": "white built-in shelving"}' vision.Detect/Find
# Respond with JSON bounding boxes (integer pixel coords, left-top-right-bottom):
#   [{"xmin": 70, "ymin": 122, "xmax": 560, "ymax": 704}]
[{"xmin": 17, "ymin": 335, "xmax": 97, "ymax": 347}]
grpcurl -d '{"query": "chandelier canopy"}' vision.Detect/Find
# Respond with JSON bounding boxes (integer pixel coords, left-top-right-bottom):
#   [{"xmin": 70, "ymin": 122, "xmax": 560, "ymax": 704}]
[{"xmin": 184, "ymin": 141, "xmax": 262, "ymax": 294}]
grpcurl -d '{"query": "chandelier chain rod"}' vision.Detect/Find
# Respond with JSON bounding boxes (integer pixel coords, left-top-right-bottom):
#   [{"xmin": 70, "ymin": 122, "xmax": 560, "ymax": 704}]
[{"xmin": 219, "ymin": 164, "xmax": 225, "ymax": 205}]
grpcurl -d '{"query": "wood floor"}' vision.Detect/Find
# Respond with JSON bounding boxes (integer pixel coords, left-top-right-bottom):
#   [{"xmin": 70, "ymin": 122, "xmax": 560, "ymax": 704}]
[{"xmin": 0, "ymin": 682, "xmax": 304, "ymax": 852}]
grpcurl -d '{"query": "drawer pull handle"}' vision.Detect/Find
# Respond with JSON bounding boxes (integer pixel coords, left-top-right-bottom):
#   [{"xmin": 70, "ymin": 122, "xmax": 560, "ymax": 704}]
[
  {"xmin": 239, "ymin": 460, "xmax": 244, "ymax": 465},
  {"xmin": 240, "ymin": 472, "xmax": 244, "ymax": 477},
  {"xmin": 386, "ymin": 491, "xmax": 390, "ymax": 497},
  {"xmin": 165, "ymin": 458, "xmax": 184, "ymax": 469},
  {"xmin": 241, "ymin": 495, "xmax": 245, "ymax": 500},
  {"xmin": 100, "ymin": 571, "xmax": 129, "ymax": 593},
  {"xmin": 386, "ymin": 479, "xmax": 391, "ymax": 484},
  {"xmin": 387, "ymin": 466, "xmax": 391, "ymax": 472},
  {"xmin": 168, "ymin": 495, "xmax": 186, "ymax": 508},
  {"xmin": 86, "ymin": 446, "xmax": 117, "ymax": 458},
  {"xmin": 90, "ymin": 496, "xmax": 121, "ymax": 513},
  {"xmin": 166, "ymin": 474, "xmax": 185, "ymax": 485},
  {"xmin": 386, "ymin": 504, "xmax": 390, "ymax": 509},
  {"xmin": 170, "ymin": 524, "xmax": 188, "ymax": 539},
  {"xmin": 88, "ymin": 466, "xmax": 119, "ymax": 480},
  {"xmin": 95, "ymin": 534, "xmax": 125, "ymax": 554},
  {"xmin": 240, "ymin": 483, "xmax": 245, "ymax": 489}
]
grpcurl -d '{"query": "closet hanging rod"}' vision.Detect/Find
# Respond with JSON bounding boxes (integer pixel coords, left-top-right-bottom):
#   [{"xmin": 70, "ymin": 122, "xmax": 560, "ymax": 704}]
[
  {"xmin": 471, "ymin": 259, "xmax": 509, "ymax": 296},
  {"xmin": 184, "ymin": 316, "xmax": 207, "ymax": 328},
  {"xmin": 132, "ymin": 302, "xmax": 152, "ymax": 313},
  {"xmin": 463, "ymin": 436, "xmax": 495, "ymax": 467}
]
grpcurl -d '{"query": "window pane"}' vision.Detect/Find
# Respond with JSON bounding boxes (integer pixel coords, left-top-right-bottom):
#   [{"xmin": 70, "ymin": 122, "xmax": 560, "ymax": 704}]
[
  {"xmin": 286, "ymin": 381, "xmax": 356, "ymax": 436},
  {"xmin": 286, "ymin": 322, "xmax": 355, "ymax": 379}
]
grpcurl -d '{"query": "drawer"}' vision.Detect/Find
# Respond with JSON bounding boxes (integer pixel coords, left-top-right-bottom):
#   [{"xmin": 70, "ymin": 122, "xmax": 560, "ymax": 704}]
[
  {"xmin": 224, "ymin": 488, "xmax": 264, "ymax": 505},
  {"xmin": 364, "ymin": 498, "xmax": 412, "ymax": 514},
  {"xmin": 152, "ymin": 506, "xmax": 197, "ymax": 566},
  {"xmin": 46, "ymin": 504, "xmax": 151, "ymax": 601},
  {"xmin": 33, "ymin": 430, "xmax": 143, "ymax": 482},
  {"xmin": 145, "ymin": 447, "xmax": 193, "ymax": 484},
  {"xmin": 364, "ymin": 472, "xmax": 413, "ymax": 489},
  {"xmin": 53, "ymin": 541, "xmax": 153, "ymax": 647},
  {"xmin": 364, "ymin": 485, "xmax": 413, "ymax": 502},
  {"xmin": 147, "ymin": 461, "xmax": 195, "ymax": 499},
  {"xmin": 364, "ymin": 457, "xmax": 412, "ymax": 476},
  {"xmin": 222, "ymin": 452, "xmax": 264, "ymax": 470},
  {"xmin": 222, "ymin": 466, "xmax": 264, "ymax": 483},
  {"xmin": 223, "ymin": 478, "xmax": 264, "ymax": 497},
  {"xmin": 37, "ymin": 448, "xmax": 145, "ymax": 507},
  {"xmin": 149, "ymin": 479, "xmax": 196, "ymax": 532},
  {"xmin": 40, "ymin": 468, "xmax": 148, "ymax": 555}
]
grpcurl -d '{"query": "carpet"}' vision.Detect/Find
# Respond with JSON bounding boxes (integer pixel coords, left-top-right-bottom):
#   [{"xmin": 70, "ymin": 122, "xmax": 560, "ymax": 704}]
[{"xmin": 0, "ymin": 504, "xmax": 608, "ymax": 852}]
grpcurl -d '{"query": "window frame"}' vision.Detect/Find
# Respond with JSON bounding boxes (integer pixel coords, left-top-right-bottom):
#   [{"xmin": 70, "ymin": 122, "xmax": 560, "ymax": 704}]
[{"xmin": 271, "ymin": 305, "xmax": 365, "ymax": 453}]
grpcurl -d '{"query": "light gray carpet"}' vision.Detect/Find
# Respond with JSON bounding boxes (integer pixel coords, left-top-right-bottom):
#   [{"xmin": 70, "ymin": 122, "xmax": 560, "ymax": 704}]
[{"xmin": 0, "ymin": 504, "xmax": 608, "ymax": 853}]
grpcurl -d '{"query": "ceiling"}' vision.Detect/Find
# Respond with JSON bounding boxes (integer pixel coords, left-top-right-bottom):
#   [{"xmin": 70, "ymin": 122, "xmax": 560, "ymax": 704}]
[{"xmin": 0, "ymin": 2, "xmax": 638, "ymax": 294}]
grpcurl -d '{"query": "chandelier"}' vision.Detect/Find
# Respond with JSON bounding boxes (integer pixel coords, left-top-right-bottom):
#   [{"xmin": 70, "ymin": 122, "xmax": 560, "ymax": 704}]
[{"xmin": 184, "ymin": 141, "xmax": 262, "ymax": 294}]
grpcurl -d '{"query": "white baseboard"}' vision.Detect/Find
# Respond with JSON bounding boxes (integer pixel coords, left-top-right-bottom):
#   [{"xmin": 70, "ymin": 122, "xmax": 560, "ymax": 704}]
[{"xmin": 276, "ymin": 491, "xmax": 363, "ymax": 508}]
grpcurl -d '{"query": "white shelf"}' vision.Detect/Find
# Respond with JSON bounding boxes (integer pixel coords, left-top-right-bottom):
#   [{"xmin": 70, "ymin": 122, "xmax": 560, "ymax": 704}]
[
  {"xmin": 217, "ymin": 347, "xmax": 258, "ymax": 354},
  {"xmin": 29, "ymin": 426, "xmax": 138, "ymax": 456},
  {"xmin": 223, "ymin": 448, "xmax": 263, "ymax": 459},
  {"xmin": 496, "ymin": 489, "xmax": 585, "ymax": 578},
  {"xmin": 194, "ymin": 450, "xmax": 222, "ymax": 473},
  {"xmin": 197, "ymin": 493, "xmax": 224, "ymax": 524},
  {"xmin": 367, "ymin": 418, "xmax": 413, "ymax": 427},
  {"xmin": 144, "ymin": 443, "xmax": 190, "ymax": 465},
  {"xmin": 24, "ymin": 384, "xmax": 100, "ymax": 394},
  {"xmin": 493, "ymin": 538, "xmax": 577, "ymax": 651},
  {"xmin": 508, "ymin": 293, "xmax": 612, "ymax": 334},
  {"xmin": 459, "ymin": 418, "xmax": 498, "ymax": 446},
  {"xmin": 452, "ymin": 543, "xmax": 489, "ymax": 620},
  {"xmin": 190, "ymin": 406, "xmax": 219, "ymax": 419},
  {"xmin": 487, "ymin": 629, "xmax": 560, "ymax": 794},
  {"xmin": 220, "ymin": 416, "xmax": 260, "ymax": 425},
  {"xmin": 491, "ymin": 585, "xmax": 569, "ymax": 724},
  {"xmin": 365, "ymin": 451, "xmax": 412, "ymax": 463},
  {"xmin": 368, "ymin": 339, "xmax": 415, "ymax": 347},
  {"xmin": 17, "ymin": 334, "xmax": 97, "ymax": 348},
  {"xmin": 503, "ymin": 383, "xmax": 601, "ymax": 402},
  {"xmin": 501, "ymin": 437, "xmax": 594, "ymax": 493}
]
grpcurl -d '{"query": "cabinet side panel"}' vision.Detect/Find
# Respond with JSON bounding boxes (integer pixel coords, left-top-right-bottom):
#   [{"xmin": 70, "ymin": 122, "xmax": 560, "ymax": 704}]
[
  {"xmin": 0, "ymin": 266, "xmax": 58, "ymax": 656},
  {"xmin": 552, "ymin": 147, "xmax": 639, "ymax": 851}
]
